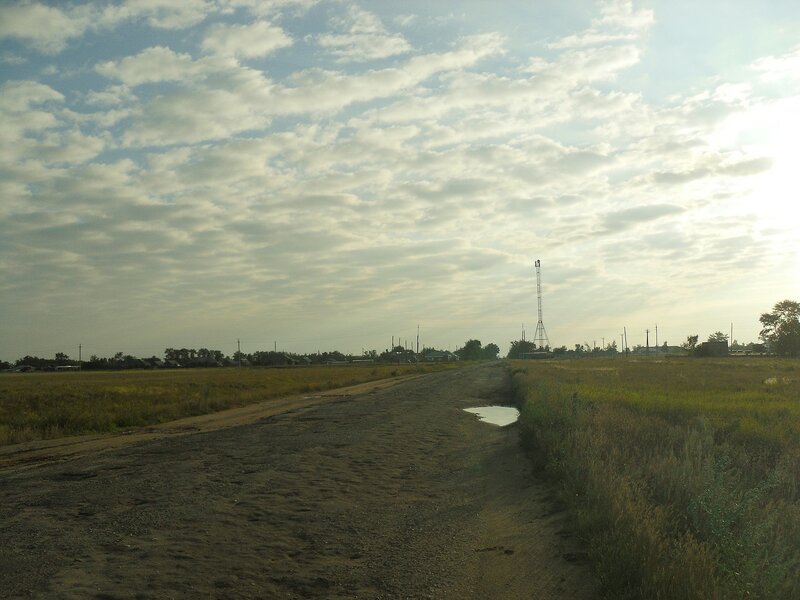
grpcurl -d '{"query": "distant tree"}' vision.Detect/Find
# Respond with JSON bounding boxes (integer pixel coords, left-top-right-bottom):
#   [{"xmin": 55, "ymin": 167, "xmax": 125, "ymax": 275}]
[
  {"xmin": 760, "ymin": 299, "xmax": 800, "ymax": 357},
  {"xmin": 482, "ymin": 343, "xmax": 500, "ymax": 360},
  {"xmin": 508, "ymin": 340, "xmax": 537, "ymax": 359},
  {"xmin": 16, "ymin": 355, "xmax": 47, "ymax": 368},
  {"xmin": 707, "ymin": 331, "xmax": 729, "ymax": 343},
  {"xmin": 683, "ymin": 335, "xmax": 699, "ymax": 351},
  {"xmin": 552, "ymin": 346, "xmax": 568, "ymax": 355},
  {"xmin": 456, "ymin": 339, "xmax": 483, "ymax": 361},
  {"xmin": 84, "ymin": 354, "xmax": 107, "ymax": 370}
]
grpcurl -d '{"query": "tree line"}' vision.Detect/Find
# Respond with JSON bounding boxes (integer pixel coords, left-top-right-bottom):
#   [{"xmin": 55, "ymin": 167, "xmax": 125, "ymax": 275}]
[
  {"xmin": 506, "ymin": 299, "xmax": 799, "ymax": 359},
  {"xmin": 1, "ymin": 339, "xmax": 503, "ymax": 372},
  {"xmin": 3, "ymin": 300, "xmax": 797, "ymax": 371}
]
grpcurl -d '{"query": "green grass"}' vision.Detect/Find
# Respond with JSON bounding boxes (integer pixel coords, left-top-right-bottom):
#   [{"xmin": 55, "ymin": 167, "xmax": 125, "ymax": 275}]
[
  {"xmin": 0, "ymin": 363, "xmax": 459, "ymax": 446},
  {"xmin": 510, "ymin": 357, "xmax": 800, "ymax": 600}
]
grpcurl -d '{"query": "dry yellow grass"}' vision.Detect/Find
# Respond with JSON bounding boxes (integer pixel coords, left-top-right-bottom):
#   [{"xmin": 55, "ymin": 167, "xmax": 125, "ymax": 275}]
[{"xmin": 0, "ymin": 364, "xmax": 459, "ymax": 446}]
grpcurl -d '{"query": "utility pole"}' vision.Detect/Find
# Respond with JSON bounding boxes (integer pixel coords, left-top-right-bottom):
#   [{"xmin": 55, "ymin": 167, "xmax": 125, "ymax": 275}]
[
  {"xmin": 274, "ymin": 340, "xmax": 277, "ymax": 353},
  {"xmin": 620, "ymin": 333, "xmax": 624, "ymax": 354},
  {"xmin": 655, "ymin": 324, "xmax": 658, "ymax": 353},
  {"xmin": 646, "ymin": 329, "xmax": 650, "ymax": 356},
  {"xmin": 417, "ymin": 325, "xmax": 420, "ymax": 354},
  {"xmin": 623, "ymin": 327, "xmax": 628, "ymax": 356}
]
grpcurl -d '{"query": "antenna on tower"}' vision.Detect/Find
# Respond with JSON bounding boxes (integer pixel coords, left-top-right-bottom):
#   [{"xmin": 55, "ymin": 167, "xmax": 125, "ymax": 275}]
[{"xmin": 533, "ymin": 259, "xmax": 550, "ymax": 350}]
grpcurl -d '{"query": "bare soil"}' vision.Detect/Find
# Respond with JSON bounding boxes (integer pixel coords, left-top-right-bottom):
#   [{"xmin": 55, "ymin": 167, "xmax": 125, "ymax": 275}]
[{"xmin": 0, "ymin": 362, "xmax": 597, "ymax": 599}]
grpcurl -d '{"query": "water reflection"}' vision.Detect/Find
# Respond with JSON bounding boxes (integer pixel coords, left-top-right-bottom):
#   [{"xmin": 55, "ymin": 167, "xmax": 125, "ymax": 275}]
[{"xmin": 463, "ymin": 406, "xmax": 520, "ymax": 427}]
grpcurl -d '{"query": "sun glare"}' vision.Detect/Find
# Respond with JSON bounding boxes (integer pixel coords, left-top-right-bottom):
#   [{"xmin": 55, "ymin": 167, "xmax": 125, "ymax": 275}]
[{"xmin": 709, "ymin": 95, "xmax": 800, "ymax": 227}]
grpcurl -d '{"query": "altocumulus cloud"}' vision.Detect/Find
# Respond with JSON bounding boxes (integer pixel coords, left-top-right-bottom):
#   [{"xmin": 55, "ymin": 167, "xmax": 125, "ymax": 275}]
[{"xmin": 0, "ymin": 0, "xmax": 798, "ymax": 360}]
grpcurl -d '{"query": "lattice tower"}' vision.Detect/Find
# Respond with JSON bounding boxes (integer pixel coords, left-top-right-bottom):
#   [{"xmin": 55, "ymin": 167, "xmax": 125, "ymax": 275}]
[{"xmin": 533, "ymin": 259, "xmax": 550, "ymax": 350}]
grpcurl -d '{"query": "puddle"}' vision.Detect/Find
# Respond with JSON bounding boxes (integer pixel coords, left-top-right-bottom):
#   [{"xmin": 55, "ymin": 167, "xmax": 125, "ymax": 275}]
[{"xmin": 463, "ymin": 406, "xmax": 520, "ymax": 427}]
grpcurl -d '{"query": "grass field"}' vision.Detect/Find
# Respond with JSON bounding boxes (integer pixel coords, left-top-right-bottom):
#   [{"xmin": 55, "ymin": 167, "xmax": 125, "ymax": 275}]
[
  {"xmin": 511, "ymin": 357, "xmax": 800, "ymax": 600},
  {"xmin": 0, "ymin": 363, "xmax": 458, "ymax": 446}
]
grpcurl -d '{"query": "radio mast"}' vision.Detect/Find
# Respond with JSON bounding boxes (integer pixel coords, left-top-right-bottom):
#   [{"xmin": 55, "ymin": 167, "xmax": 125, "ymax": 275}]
[{"xmin": 533, "ymin": 259, "xmax": 550, "ymax": 350}]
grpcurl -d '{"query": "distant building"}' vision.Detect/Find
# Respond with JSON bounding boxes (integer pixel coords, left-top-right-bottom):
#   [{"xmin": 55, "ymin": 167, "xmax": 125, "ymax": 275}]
[
  {"xmin": 520, "ymin": 351, "xmax": 553, "ymax": 359},
  {"xmin": 424, "ymin": 350, "xmax": 459, "ymax": 362},
  {"xmin": 272, "ymin": 354, "xmax": 296, "ymax": 366}
]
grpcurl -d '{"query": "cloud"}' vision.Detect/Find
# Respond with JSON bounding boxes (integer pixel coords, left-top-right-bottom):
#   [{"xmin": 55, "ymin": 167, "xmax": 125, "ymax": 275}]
[
  {"xmin": 548, "ymin": 31, "xmax": 638, "ymax": 50},
  {"xmin": 0, "ymin": 2, "xmax": 92, "ymax": 54},
  {"xmin": 597, "ymin": 0, "xmax": 655, "ymax": 30},
  {"xmin": 394, "ymin": 14, "xmax": 417, "ymax": 27},
  {"xmin": 717, "ymin": 157, "xmax": 773, "ymax": 177},
  {"xmin": 100, "ymin": 0, "xmax": 215, "ymax": 30},
  {"xmin": 316, "ymin": 5, "xmax": 411, "ymax": 62},
  {"xmin": 28, "ymin": 128, "xmax": 106, "ymax": 165},
  {"xmin": 528, "ymin": 44, "xmax": 641, "ymax": 83},
  {"xmin": 1, "ymin": 52, "xmax": 28, "ymax": 65},
  {"xmin": 652, "ymin": 156, "xmax": 772, "ymax": 185},
  {"xmin": 202, "ymin": 20, "xmax": 293, "ymax": 58},
  {"xmin": 0, "ymin": 80, "xmax": 67, "ymax": 163},
  {"xmin": 96, "ymin": 46, "xmax": 221, "ymax": 86},
  {"xmin": 603, "ymin": 204, "xmax": 685, "ymax": 231},
  {"xmin": 652, "ymin": 168, "xmax": 712, "ymax": 185},
  {"xmin": 106, "ymin": 33, "xmax": 504, "ymax": 147},
  {"xmin": 0, "ymin": 79, "xmax": 63, "ymax": 114},
  {"xmin": 548, "ymin": 0, "xmax": 653, "ymax": 50},
  {"xmin": 84, "ymin": 85, "xmax": 137, "ymax": 107},
  {"xmin": 0, "ymin": 0, "xmax": 216, "ymax": 55},
  {"xmin": 751, "ymin": 45, "xmax": 800, "ymax": 83},
  {"xmin": 218, "ymin": 0, "xmax": 318, "ymax": 17}
]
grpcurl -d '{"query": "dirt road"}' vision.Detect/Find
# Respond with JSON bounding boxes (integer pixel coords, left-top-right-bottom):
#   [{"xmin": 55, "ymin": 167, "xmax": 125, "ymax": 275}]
[{"xmin": 0, "ymin": 363, "xmax": 596, "ymax": 599}]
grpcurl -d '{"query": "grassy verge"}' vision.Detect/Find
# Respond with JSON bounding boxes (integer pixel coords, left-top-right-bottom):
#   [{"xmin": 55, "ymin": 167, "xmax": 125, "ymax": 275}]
[
  {"xmin": 0, "ymin": 363, "xmax": 459, "ymax": 446},
  {"xmin": 510, "ymin": 357, "xmax": 800, "ymax": 600}
]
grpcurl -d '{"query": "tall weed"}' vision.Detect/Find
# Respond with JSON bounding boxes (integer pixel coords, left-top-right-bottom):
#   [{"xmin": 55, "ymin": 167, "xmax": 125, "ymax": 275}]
[{"xmin": 512, "ymin": 358, "xmax": 800, "ymax": 599}]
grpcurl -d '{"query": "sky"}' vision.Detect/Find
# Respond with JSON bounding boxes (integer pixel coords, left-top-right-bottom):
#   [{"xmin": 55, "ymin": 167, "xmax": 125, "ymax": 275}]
[{"xmin": 1, "ymin": 0, "xmax": 799, "ymax": 362}]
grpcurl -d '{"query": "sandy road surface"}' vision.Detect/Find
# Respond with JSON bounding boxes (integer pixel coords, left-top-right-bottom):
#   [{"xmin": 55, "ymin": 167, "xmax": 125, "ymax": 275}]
[{"xmin": 0, "ymin": 363, "xmax": 596, "ymax": 599}]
